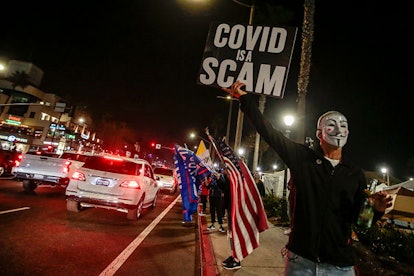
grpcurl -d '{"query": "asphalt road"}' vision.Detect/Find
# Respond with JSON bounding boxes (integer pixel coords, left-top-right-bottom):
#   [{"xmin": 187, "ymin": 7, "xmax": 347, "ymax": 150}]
[{"xmin": 0, "ymin": 178, "xmax": 200, "ymax": 276}]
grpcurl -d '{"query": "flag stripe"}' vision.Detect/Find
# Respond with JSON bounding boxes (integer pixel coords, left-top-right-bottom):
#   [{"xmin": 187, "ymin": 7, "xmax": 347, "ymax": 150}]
[{"xmin": 207, "ymin": 135, "xmax": 268, "ymax": 262}]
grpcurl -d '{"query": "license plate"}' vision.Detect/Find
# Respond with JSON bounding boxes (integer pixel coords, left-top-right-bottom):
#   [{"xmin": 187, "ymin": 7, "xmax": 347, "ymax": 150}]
[
  {"xmin": 96, "ymin": 178, "xmax": 110, "ymax": 186},
  {"xmin": 33, "ymin": 174, "xmax": 43, "ymax": 179}
]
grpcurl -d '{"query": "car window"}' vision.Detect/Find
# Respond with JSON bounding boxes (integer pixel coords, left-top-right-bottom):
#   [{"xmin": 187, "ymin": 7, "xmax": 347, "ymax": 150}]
[
  {"xmin": 60, "ymin": 153, "xmax": 91, "ymax": 162},
  {"xmin": 83, "ymin": 156, "xmax": 142, "ymax": 175},
  {"xmin": 154, "ymin": 167, "xmax": 173, "ymax": 176},
  {"xmin": 144, "ymin": 164, "xmax": 154, "ymax": 179}
]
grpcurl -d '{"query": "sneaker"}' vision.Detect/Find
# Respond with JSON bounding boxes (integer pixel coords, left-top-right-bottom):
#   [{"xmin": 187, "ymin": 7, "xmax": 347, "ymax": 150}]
[
  {"xmin": 223, "ymin": 258, "xmax": 241, "ymax": 270},
  {"xmin": 219, "ymin": 225, "xmax": 225, "ymax": 233},
  {"xmin": 207, "ymin": 224, "xmax": 215, "ymax": 230},
  {"xmin": 284, "ymin": 229, "xmax": 291, "ymax": 235},
  {"xmin": 222, "ymin": 256, "xmax": 234, "ymax": 266},
  {"xmin": 198, "ymin": 212, "xmax": 206, "ymax": 216}
]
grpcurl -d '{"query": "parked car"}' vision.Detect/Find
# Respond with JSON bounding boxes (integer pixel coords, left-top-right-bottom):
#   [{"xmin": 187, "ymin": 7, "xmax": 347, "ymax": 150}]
[
  {"xmin": 0, "ymin": 149, "xmax": 22, "ymax": 177},
  {"xmin": 65, "ymin": 155, "xmax": 159, "ymax": 220},
  {"xmin": 153, "ymin": 167, "xmax": 177, "ymax": 194}
]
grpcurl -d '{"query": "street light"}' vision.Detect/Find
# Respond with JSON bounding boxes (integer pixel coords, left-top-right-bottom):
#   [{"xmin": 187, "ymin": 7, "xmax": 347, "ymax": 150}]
[
  {"xmin": 381, "ymin": 167, "xmax": 390, "ymax": 186},
  {"xmin": 217, "ymin": 95, "xmax": 238, "ymax": 146},
  {"xmin": 283, "ymin": 114, "xmax": 295, "ymax": 138}
]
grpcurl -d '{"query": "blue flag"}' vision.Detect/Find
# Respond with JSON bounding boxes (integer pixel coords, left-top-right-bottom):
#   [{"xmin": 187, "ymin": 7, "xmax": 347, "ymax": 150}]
[{"xmin": 174, "ymin": 144, "xmax": 212, "ymax": 222}]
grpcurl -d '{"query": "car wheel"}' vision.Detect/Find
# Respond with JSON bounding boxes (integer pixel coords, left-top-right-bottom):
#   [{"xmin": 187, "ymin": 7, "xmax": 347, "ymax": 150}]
[
  {"xmin": 151, "ymin": 192, "xmax": 158, "ymax": 208},
  {"xmin": 22, "ymin": 180, "xmax": 36, "ymax": 192},
  {"xmin": 0, "ymin": 166, "xmax": 5, "ymax": 177},
  {"xmin": 67, "ymin": 199, "xmax": 81, "ymax": 212},
  {"xmin": 127, "ymin": 197, "xmax": 144, "ymax": 220}
]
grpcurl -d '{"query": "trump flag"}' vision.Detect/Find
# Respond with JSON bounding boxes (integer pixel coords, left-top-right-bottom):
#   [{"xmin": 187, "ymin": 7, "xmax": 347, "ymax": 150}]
[{"xmin": 174, "ymin": 144, "xmax": 212, "ymax": 222}]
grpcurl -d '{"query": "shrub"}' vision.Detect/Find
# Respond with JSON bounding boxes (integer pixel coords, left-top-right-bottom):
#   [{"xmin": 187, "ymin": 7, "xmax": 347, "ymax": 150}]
[
  {"xmin": 263, "ymin": 193, "xmax": 289, "ymax": 225},
  {"xmin": 353, "ymin": 220, "xmax": 414, "ymax": 264}
]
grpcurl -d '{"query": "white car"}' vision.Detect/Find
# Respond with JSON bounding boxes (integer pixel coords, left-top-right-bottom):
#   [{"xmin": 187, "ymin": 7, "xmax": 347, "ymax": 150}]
[
  {"xmin": 65, "ymin": 155, "xmax": 159, "ymax": 220},
  {"xmin": 153, "ymin": 167, "xmax": 177, "ymax": 194}
]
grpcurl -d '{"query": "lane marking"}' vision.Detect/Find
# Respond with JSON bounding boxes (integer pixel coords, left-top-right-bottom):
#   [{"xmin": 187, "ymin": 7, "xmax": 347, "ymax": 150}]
[
  {"xmin": 99, "ymin": 195, "xmax": 181, "ymax": 276},
  {"xmin": 0, "ymin": 207, "xmax": 31, "ymax": 215}
]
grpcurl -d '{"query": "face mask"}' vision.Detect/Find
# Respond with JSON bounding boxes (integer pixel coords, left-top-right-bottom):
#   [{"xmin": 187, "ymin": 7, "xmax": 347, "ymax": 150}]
[{"xmin": 316, "ymin": 111, "xmax": 349, "ymax": 148}]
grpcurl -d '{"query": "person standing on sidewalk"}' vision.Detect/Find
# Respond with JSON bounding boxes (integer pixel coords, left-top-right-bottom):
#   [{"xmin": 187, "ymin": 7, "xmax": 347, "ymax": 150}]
[
  {"xmin": 253, "ymin": 172, "xmax": 265, "ymax": 199},
  {"xmin": 198, "ymin": 178, "xmax": 209, "ymax": 216},
  {"xmin": 217, "ymin": 169, "xmax": 242, "ymax": 270},
  {"xmin": 222, "ymin": 81, "xmax": 392, "ymax": 275},
  {"xmin": 207, "ymin": 173, "xmax": 225, "ymax": 232}
]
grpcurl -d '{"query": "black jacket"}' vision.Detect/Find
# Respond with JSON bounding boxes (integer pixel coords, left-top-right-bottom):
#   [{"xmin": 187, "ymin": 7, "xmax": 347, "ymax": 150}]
[{"xmin": 240, "ymin": 93, "xmax": 373, "ymax": 267}]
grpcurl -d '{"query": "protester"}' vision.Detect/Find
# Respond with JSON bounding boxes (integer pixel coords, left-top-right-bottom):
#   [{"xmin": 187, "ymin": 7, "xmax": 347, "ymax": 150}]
[
  {"xmin": 198, "ymin": 178, "xmax": 209, "ymax": 216},
  {"xmin": 222, "ymin": 81, "xmax": 392, "ymax": 275},
  {"xmin": 253, "ymin": 172, "xmax": 265, "ymax": 198},
  {"xmin": 217, "ymin": 169, "xmax": 242, "ymax": 270},
  {"xmin": 206, "ymin": 173, "xmax": 225, "ymax": 232}
]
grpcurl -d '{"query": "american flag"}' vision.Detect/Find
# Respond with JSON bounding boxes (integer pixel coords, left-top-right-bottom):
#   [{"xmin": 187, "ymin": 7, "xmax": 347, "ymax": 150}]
[{"xmin": 208, "ymin": 136, "xmax": 268, "ymax": 261}]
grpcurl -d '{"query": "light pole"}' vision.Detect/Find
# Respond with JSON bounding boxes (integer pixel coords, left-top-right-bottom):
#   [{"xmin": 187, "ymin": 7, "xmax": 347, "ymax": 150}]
[
  {"xmin": 381, "ymin": 167, "xmax": 390, "ymax": 186},
  {"xmin": 233, "ymin": 0, "xmax": 255, "ymax": 152},
  {"xmin": 283, "ymin": 115, "xmax": 295, "ymax": 138},
  {"xmin": 282, "ymin": 114, "xmax": 294, "ymax": 201},
  {"xmin": 217, "ymin": 95, "xmax": 238, "ymax": 146}
]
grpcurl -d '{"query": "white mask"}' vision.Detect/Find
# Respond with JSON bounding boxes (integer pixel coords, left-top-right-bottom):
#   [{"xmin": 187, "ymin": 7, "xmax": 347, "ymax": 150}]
[{"xmin": 316, "ymin": 111, "xmax": 349, "ymax": 148}]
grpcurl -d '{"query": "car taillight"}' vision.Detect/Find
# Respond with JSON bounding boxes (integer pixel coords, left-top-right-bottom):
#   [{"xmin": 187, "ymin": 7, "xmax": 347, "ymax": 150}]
[
  {"xmin": 63, "ymin": 161, "xmax": 71, "ymax": 174},
  {"xmin": 14, "ymin": 155, "xmax": 23, "ymax": 167},
  {"xmin": 120, "ymin": 180, "xmax": 140, "ymax": 189},
  {"xmin": 72, "ymin": 171, "xmax": 86, "ymax": 181}
]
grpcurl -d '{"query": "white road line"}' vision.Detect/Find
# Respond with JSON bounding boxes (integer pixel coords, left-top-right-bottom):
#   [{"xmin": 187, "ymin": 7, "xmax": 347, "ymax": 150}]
[
  {"xmin": 99, "ymin": 195, "xmax": 181, "ymax": 276},
  {"xmin": 0, "ymin": 207, "xmax": 31, "ymax": 215}
]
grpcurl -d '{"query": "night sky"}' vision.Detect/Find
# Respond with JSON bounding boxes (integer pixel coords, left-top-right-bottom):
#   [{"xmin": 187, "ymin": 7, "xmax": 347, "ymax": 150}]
[{"xmin": 1, "ymin": 0, "xmax": 411, "ymax": 179}]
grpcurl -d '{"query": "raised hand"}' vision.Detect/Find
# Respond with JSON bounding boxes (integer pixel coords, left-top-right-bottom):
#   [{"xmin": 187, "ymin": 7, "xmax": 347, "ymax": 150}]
[{"xmin": 221, "ymin": 80, "xmax": 248, "ymax": 99}]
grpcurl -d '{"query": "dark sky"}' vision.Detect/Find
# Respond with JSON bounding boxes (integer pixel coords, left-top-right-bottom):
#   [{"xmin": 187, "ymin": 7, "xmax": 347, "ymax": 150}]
[{"xmin": 1, "ymin": 0, "xmax": 412, "ymax": 179}]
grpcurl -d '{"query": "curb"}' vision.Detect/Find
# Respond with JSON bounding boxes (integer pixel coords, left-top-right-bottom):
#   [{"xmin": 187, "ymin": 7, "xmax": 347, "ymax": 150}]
[{"xmin": 199, "ymin": 209, "xmax": 217, "ymax": 276}]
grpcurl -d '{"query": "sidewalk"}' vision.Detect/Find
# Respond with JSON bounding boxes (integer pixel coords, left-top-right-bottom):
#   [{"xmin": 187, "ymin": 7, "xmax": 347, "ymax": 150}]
[{"xmin": 199, "ymin": 207, "xmax": 289, "ymax": 275}]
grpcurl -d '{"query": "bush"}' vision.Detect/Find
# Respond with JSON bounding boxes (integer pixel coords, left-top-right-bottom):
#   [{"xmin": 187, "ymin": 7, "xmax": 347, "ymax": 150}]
[
  {"xmin": 263, "ymin": 193, "xmax": 289, "ymax": 225},
  {"xmin": 353, "ymin": 220, "xmax": 414, "ymax": 264}
]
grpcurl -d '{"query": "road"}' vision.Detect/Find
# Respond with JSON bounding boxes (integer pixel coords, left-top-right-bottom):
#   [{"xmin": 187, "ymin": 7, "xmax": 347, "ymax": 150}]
[{"xmin": 0, "ymin": 178, "xmax": 200, "ymax": 276}]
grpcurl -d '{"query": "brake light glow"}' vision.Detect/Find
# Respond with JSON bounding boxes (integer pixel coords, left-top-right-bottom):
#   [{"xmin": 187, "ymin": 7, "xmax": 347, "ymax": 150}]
[
  {"xmin": 72, "ymin": 171, "xmax": 86, "ymax": 181},
  {"xmin": 63, "ymin": 161, "xmax": 72, "ymax": 174},
  {"xmin": 14, "ymin": 155, "xmax": 23, "ymax": 167},
  {"xmin": 103, "ymin": 156, "xmax": 123, "ymax": 162},
  {"xmin": 120, "ymin": 180, "xmax": 140, "ymax": 189}
]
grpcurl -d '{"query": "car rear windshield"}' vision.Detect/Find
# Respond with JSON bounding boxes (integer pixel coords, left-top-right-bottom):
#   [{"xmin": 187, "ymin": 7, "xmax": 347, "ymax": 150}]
[
  {"xmin": 154, "ymin": 167, "xmax": 173, "ymax": 176},
  {"xmin": 83, "ymin": 156, "xmax": 142, "ymax": 175},
  {"xmin": 60, "ymin": 153, "xmax": 91, "ymax": 162}
]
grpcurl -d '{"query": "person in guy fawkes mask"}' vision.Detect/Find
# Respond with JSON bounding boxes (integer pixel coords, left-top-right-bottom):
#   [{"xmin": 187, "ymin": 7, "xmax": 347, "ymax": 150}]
[{"xmin": 221, "ymin": 80, "xmax": 392, "ymax": 276}]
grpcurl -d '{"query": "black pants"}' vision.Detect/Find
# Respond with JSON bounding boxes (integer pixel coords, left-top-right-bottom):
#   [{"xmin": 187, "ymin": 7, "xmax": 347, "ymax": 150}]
[
  {"xmin": 209, "ymin": 195, "xmax": 223, "ymax": 225},
  {"xmin": 200, "ymin": 195, "xmax": 208, "ymax": 212}
]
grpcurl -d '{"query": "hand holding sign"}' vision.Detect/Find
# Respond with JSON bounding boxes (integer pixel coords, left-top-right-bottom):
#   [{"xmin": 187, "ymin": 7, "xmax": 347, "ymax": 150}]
[{"xmin": 221, "ymin": 80, "xmax": 247, "ymax": 99}]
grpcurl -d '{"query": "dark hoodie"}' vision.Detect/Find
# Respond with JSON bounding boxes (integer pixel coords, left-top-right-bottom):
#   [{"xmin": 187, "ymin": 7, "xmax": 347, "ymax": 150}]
[{"xmin": 239, "ymin": 93, "xmax": 382, "ymax": 267}]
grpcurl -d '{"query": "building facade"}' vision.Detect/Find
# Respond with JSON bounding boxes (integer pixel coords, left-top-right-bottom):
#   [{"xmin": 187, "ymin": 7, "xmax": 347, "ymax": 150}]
[{"xmin": 0, "ymin": 60, "xmax": 102, "ymax": 154}]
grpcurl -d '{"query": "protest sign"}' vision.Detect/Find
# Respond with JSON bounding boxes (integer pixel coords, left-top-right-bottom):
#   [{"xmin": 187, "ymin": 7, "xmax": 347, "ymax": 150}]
[{"xmin": 198, "ymin": 22, "xmax": 297, "ymax": 98}]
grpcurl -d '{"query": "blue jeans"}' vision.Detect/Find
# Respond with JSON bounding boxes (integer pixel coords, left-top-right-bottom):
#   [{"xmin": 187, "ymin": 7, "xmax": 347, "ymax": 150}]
[{"xmin": 284, "ymin": 250, "xmax": 355, "ymax": 276}]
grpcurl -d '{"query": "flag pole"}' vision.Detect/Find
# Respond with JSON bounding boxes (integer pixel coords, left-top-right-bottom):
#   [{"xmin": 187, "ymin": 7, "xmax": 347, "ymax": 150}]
[{"xmin": 205, "ymin": 127, "xmax": 224, "ymax": 164}]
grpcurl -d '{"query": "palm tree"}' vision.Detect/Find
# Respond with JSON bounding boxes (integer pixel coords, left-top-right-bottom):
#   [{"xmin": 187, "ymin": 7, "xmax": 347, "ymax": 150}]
[
  {"xmin": 296, "ymin": 0, "xmax": 315, "ymax": 144},
  {"xmin": 6, "ymin": 70, "xmax": 31, "ymax": 90}
]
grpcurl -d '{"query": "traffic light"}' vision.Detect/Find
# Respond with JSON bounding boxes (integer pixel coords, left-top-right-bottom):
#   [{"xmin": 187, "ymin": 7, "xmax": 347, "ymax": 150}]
[{"xmin": 150, "ymin": 142, "xmax": 161, "ymax": 149}]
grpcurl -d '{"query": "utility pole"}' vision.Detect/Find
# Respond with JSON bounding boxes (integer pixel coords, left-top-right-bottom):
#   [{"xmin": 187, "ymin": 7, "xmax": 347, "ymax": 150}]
[{"xmin": 234, "ymin": 0, "xmax": 254, "ymax": 152}]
